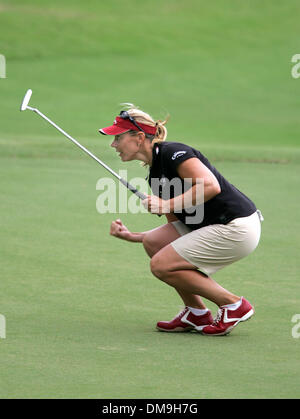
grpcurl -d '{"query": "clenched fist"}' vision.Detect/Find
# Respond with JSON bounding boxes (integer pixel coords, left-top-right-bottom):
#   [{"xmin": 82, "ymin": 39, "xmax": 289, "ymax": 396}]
[
  {"xmin": 110, "ymin": 219, "xmax": 132, "ymax": 241},
  {"xmin": 142, "ymin": 195, "xmax": 170, "ymax": 215}
]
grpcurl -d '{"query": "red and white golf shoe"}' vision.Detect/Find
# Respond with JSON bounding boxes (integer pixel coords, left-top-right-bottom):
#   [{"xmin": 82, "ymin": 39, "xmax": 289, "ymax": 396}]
[
  {"xmin": 156, "ymin": 307, "xmax": 213, "ymax": 332},
  {"xmin": 202, "ymin": 297, "xmax": 254, "ymax": 336}
]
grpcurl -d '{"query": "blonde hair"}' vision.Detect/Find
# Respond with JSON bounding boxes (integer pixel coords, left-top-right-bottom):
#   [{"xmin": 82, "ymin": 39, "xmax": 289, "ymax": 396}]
[{"xmin": 120, "ymin": 103, "xmax": 169, "ymax": 143}]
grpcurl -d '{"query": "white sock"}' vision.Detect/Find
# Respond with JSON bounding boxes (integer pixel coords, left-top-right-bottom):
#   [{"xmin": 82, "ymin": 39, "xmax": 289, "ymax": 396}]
[
  {"xmin": 222, "ymin": 298, "xmax": 242, "ymax": 310},
  {"xmin": 188, "ymin": 307, "xmax": 209, "ymax": 316}
]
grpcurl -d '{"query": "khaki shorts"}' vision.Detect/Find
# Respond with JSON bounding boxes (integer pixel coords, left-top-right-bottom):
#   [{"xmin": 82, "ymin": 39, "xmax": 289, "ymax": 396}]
[{"xmin": 171, "ymin": 210, "xmax": 263, "ymax": 276}]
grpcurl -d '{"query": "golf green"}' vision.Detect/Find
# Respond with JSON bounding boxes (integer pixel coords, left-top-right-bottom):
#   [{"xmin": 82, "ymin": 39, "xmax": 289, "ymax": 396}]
[{"xmin": 0, "ymin": 0, "xmax": 299, "ymax": 399}]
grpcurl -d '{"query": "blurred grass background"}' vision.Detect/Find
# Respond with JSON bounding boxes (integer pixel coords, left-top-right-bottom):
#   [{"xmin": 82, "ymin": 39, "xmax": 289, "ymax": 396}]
[{"xmin": 0, "ymin": 0, "xmax": 300, "ymax": 399}]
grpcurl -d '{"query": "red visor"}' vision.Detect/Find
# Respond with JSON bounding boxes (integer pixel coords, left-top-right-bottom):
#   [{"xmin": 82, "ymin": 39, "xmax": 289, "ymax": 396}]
[{"xmin": 99, "ymin": 116, "xmax": 157, "ymax": 136}]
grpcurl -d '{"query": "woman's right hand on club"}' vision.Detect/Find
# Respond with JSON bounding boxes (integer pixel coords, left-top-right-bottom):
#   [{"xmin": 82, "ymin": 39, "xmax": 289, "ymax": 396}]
[{"xmin": 110, "ymin": 219, "xmax": 132, "ymax": 241}]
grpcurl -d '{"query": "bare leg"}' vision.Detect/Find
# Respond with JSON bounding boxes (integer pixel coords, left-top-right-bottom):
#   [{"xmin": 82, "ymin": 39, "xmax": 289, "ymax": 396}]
[
  {"xmin": 175, "ymin": 289, "xmax": 207, "ymax": 309},
  {"xmin": 150, "ymin": 244, "xmax": 240, "ymax": 307},
  {"xmin": 143, "ymin": 223, "xmax": 206, "ymax": 309}
]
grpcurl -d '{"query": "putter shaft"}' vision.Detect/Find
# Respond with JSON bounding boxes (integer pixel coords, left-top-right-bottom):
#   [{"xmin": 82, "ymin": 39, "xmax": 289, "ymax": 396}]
[{"xmin": 27, "ymin": 106, "xmax": 147, "ymax": 201}]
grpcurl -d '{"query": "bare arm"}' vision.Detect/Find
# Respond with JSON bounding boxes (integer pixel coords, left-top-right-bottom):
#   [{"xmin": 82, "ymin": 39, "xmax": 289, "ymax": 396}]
[
  {"xmin": 169, "ymin": 158, "xmax": 221, "ymax": 211},
  {"xmin": 165, "ymin": 213, "xmax": 178, "ymax": 223},
  {"xmin": 143, "ymin": 158, "xmax": 221, "ymax": 214},
  {"xmin": 110, "ymin": 219, "xmax": 149, "ymax": 243}
]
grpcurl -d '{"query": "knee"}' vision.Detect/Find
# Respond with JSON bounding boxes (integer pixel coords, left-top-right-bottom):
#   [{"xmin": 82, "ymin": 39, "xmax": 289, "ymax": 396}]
[{"xmin": 150, "ymin": 254, "xmax": 168, "ymax": 280}]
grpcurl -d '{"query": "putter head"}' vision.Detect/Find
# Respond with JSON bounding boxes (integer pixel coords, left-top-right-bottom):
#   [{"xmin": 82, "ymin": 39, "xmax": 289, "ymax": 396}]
[{"xmin": 20, "ymin": 89, "xmax": 32, "ymax": 111}]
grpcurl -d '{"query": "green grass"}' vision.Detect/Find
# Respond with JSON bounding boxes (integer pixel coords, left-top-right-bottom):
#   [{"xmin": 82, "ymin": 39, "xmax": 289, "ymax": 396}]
[
  {"xmin": 0, "ymin": 152, "xmax": 299, "ymax": 398},
  {"xmin": 1, "ymin": 0, "xmax": 300, "ymax": 399}
]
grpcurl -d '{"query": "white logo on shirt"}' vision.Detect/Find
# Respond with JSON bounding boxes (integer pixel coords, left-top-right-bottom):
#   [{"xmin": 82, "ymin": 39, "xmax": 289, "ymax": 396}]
[{"xmin": 171, "ymin": 151, "xmax": 186, "ymax": 160}]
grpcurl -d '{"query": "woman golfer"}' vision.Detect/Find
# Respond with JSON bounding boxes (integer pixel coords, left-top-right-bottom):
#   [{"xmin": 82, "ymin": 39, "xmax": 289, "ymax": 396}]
[{"xmin": 99, "ymin": 105, "xmax": 263, "ymax": 336}]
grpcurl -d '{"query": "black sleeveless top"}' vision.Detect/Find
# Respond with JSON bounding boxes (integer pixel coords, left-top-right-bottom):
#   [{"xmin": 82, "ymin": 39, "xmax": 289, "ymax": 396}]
[{"xmin": 148, "ymin": 141, "xmax": 256, "ymax": 230}]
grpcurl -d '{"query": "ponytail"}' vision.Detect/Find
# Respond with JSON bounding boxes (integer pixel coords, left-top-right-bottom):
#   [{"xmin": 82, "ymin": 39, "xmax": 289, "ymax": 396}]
[
  {"xmin": 120, "ymin": 103, "xmax": 169, "ymax": 143},
  {"xmin": 153, "ymin": 118, "xmax": 168, "ymax": 143}
]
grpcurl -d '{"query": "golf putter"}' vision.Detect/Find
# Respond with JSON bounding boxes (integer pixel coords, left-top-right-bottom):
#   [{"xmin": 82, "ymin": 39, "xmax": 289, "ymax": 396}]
[{"xmin": 20, "ymin": 89, "xmax": 151, "ymax": 203}]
